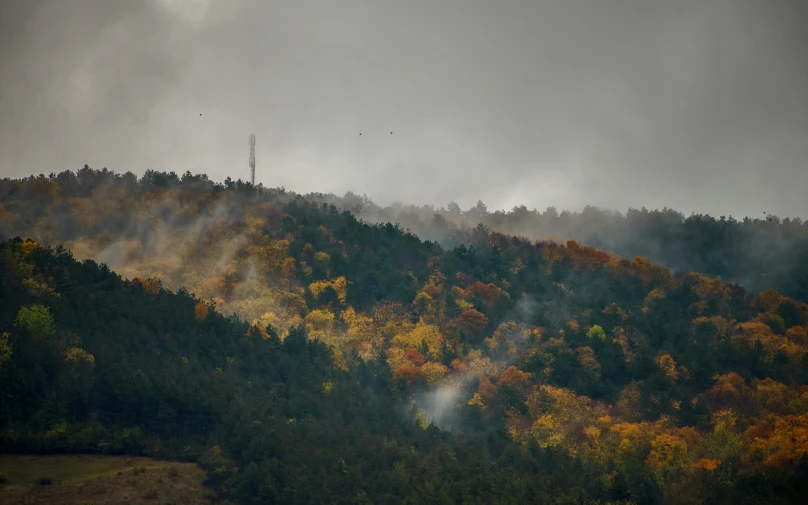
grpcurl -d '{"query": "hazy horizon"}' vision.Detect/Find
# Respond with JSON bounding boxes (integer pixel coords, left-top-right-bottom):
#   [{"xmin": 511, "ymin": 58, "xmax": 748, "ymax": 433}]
[{"xmin": 2, "ymin": 0, "xmax": 807, "ymax": 220}]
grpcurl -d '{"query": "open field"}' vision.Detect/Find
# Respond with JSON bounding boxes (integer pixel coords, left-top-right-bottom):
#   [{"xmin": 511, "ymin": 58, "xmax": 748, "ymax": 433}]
[{"xmin": 0, "ymin": 454, "xmax": 216, "ymax": 505}]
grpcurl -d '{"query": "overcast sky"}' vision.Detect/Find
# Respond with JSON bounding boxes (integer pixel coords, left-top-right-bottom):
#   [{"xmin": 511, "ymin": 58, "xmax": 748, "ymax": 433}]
[{"xmin": 1, "ymin": 0, "xmax": 806, "ymax": 219}]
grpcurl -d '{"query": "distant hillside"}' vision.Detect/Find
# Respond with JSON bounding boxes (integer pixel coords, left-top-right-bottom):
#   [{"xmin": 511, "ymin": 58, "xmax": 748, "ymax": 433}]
[
  {"xmin": 2, "ymin": 167, "xmax": 807, "ymax": 302},
  {"xmin": 2, "ymin": 167, "xmax": 808, "ymax": 504},
  {"xmin": 301, "ymin": 192, "xmax": 808, "ymax": 303}
]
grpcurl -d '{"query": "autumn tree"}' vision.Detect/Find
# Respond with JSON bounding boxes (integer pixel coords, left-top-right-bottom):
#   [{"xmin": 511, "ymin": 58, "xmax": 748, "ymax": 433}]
[
  {"xmin": 421, "ymin": 362, "xmax": 449, "ymax": 385},
  {"xmin": 194, "ymin": 302, "xmax": 210, "ymax": 320},
  {"xmin": 131, "ymin": 277, "xmax": 162, "ymax": 298},
  {"xmin": 655, "ymin": 352, "xmax": 679, "ymax": 382},
  {"xmin": 485, "ymin": 321, "xmax": 529, "ymax": 357},
  {"xmin": 697, "ymin": 373, "xmax": 748, "ymax": 412},
  {"xmin": 500, "ymin": 366, "xmax": 532, "ymax": 393},
  {"xmin": 453, "ymin": 309, "xmax": 488, "ymax": 342},
  {"xmin": 393, "ymin": 364, "xmax": 423, "ymax": 385}
]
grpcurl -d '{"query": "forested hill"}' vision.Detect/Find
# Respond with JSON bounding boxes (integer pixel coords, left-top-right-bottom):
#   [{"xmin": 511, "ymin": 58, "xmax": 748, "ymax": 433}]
[
  {"xmin": 2, "ymin": 167, "xmax": 808, "ymax": 504},
  {"xmin": 302, "ymin": 194, "xmax": 808, "ymax": 304},
  {"xmin": 1, "ymin": 168, "xmax": 807, "ymax": 303}
]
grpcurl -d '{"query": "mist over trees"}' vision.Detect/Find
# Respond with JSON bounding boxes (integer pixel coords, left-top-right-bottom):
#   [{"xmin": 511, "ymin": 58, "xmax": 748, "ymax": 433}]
[
  {"xmin": 4, "ymin": 167, "xmax": 806, "ymax": 304},
  {"xmin": 303, "ymin": 192, "xmax": 808, "ymax": 303},
  {"xmin": 1, "ymin": 166, "xmax": 808, "ymax": 504}
]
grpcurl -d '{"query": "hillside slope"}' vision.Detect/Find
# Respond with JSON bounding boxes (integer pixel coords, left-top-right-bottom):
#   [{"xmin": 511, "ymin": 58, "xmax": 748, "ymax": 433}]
[
  {"xmin": 2, "ymin": 168, "xmax": 808, "ymax": 504},
  {"xmin": 0, "ymin": 237, "xmax": 608, "ymax": 504},
  {"xmin": 2, "ymin": 168, "xmax": 808, "ymax": 302},
  {"xmin": 304, "ymin": 192, "xmax": 808, "ymax": 303}
]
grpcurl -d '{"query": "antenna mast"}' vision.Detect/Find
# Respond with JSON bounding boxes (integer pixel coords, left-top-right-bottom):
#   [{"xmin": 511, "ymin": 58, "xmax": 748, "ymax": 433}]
[{"xmin": 249, "ymin": 134, "xmax": 256, "ymax": 186}]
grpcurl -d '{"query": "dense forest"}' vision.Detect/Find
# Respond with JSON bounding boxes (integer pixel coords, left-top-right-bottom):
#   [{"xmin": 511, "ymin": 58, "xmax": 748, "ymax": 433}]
[
  {"xmin": 302, "ymin": 193, "xmax": 808, "ymax": 304},
  {"xmin": 1, "ymin": 167, "xmax": 808, "ymax": 504},
  {"xmin": 2, "ymin": 168, "xmax": 808, "ymax": 303}
]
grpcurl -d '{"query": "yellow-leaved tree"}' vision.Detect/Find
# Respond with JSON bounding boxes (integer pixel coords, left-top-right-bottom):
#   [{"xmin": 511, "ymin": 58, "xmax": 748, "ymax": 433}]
[
  {"xmin": 305, "ymin": 309, "xmax": 336, "ymax": 344},
  {"xmin": 309, "ymin": 277, "xmax": 347, "ymax": 305},
  {"xmin": 392, "ymin": 320, "xmax": 445, "ymax": 359},
  {"xmin": 341, "ymin": 306, "xmax": 379, "ymax": 359}
]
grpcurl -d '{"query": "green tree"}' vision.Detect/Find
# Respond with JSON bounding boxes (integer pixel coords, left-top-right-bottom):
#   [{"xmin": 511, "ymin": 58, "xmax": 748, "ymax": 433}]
[
  {"xmin": 586, "ymin": 324, "xmax": 606, "ymax": 341},
  {"xmin": 14, "ymin": 304, "xmax": 55, "ymax": 340}
]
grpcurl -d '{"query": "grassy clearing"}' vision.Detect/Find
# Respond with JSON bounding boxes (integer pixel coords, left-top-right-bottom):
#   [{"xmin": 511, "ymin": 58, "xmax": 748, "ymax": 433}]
[
  {"xmin": 0, "ymin": 454, "xmax": 171, "ymax": 485},
  {"xmin": 0, "ymin": 454, "xmax": 215, "ymax": 504}
]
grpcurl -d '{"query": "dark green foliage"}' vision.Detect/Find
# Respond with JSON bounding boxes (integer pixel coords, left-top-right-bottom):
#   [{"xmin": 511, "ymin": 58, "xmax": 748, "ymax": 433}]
[
  {"xmin": 0, "ymin": 238, "xmax": 610, "ymax": 504},
  {"xmin": 778, "ymin": 300, "xmax": 802, "ymax": 329},
  {"xmin": 2, "ymin": 168, "xmax": 808, "ymax": 504}
]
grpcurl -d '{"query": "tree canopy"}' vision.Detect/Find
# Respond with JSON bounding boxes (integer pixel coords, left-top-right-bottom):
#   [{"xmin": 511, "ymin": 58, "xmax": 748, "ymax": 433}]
[{"xmin": 1, "ymin": 167, "xmax": 808, "ymax": 504}]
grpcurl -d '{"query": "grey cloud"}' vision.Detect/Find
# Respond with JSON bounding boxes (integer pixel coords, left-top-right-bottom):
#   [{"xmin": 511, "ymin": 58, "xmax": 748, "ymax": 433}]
[{"xmin": 1, "ymin": 0, "xmax": 806, "ymax": 219}]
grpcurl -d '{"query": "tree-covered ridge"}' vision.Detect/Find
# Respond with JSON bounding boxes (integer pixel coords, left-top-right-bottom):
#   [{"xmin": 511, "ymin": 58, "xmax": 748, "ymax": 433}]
[
  {"xmin": 304, "ymin": 194, "xmax": 808, "ymax": 304},
  {"xmin": 0, "ymin": 237, "xmax": 627, "ymax": 504},
  {"xmin": 3, "ymin": 167, "xmax": 807, "ymax": 302},
  {"xmin": 2, "ymin": 167, "xmax": 808, "ymax": 503}
]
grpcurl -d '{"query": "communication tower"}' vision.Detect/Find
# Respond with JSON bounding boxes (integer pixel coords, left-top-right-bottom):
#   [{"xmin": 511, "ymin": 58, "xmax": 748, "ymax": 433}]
[{"xmin": 249, "ymin": 134, "xmax": 256, "ymax": 186}]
